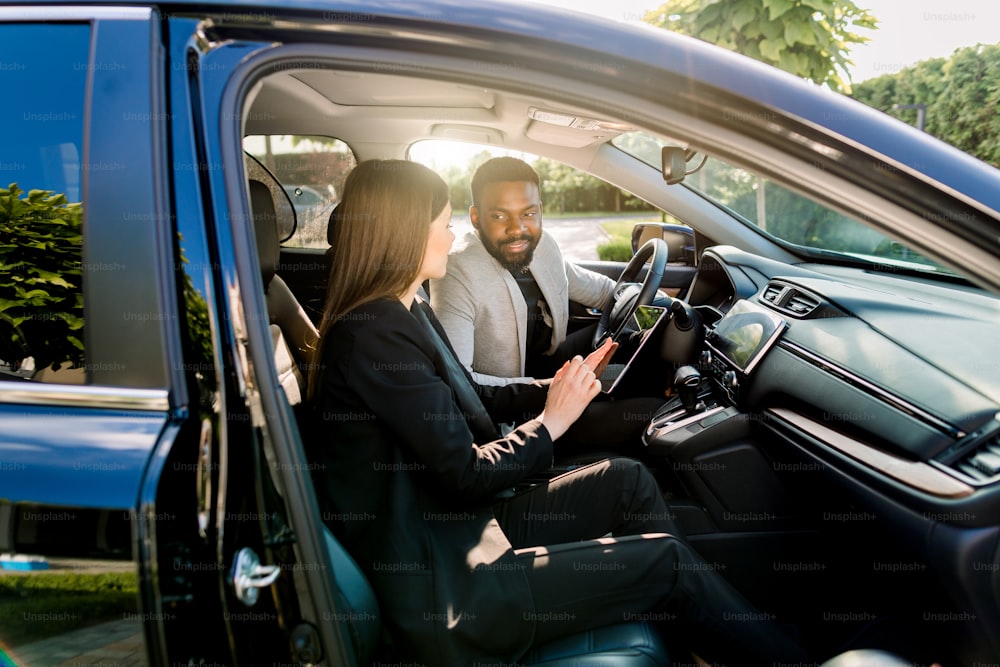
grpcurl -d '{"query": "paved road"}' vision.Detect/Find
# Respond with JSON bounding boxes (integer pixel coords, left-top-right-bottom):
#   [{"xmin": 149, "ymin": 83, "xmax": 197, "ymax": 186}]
[{"xmin": 7, "ymin": 618, "xmax": 145, "ymax": 667}]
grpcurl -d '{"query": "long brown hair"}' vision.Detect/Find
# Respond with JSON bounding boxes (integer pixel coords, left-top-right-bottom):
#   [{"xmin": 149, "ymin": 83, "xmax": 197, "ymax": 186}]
[{"xmin": 308, "ymin": 159, "xmax": 449, "ymax": 399}]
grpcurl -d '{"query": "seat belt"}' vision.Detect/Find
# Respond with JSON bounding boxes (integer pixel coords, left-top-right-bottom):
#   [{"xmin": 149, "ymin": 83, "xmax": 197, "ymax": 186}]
[{"xmin": 410, "ymin": 299, "xmax": 501, "ymax": 442}]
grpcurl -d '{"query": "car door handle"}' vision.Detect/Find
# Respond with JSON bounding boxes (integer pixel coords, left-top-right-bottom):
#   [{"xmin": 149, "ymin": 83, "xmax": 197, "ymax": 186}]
[{"xmin": 231, "ymin": 547, "xmax": 281, "ymax": 606}]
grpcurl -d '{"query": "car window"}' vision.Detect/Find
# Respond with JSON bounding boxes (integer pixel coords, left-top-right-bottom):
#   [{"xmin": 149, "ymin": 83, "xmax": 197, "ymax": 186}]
[
  {"xmin": 0, "ymin": 24, "xmax": 88, "ymax": 384},
  {"xmin": 0, "ymin": 22, "xmax": 147, "ymax": 664},
  {"xmin": 409, "ymin": 140, "xmax": 669, "ymax": 263},
  {"xmin": 612, "ymin": 131, "xmax": 954, "ymax": 276},
  {"xmin": 243, "ymin": 135, "xmax": 355, "ymax": 248}
]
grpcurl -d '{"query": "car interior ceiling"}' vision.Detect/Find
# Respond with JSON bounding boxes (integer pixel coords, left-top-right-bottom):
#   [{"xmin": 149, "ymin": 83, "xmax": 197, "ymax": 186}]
[{"xmin": 240, "ymin": 66, "xmax": 991, "ymax": 664}]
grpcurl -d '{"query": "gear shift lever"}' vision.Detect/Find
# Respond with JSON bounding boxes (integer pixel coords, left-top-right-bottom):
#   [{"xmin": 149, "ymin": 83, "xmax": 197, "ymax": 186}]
[{"xmin": 673, "ymin": 365, "xmax": 702, "ymax": 414}]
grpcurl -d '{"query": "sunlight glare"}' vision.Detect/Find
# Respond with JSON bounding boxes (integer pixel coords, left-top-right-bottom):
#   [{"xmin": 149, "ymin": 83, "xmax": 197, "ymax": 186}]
[{"xmin": 408, "ymin": 140, "xmax": 537, "ymax": 172}]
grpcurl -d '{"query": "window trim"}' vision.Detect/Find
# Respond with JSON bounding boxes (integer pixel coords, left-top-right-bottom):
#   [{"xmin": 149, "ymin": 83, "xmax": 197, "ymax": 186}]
[{"xmin": 0, "ymin": 380, "xmax": 169, "ymax": 411}]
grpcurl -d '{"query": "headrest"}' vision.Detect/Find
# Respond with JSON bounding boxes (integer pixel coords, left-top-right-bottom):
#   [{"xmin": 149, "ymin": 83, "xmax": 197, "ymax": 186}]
[
  {"xmin": 245, "ymin": 153, "xmax": 296, "ymax": 286},
  {"xmin": 250, "ymin": 181, "xmax": 280, "ymax": 287},
  {"xmin": 327, "ymin": 203, "xmax": 340, "ymax": 247}
]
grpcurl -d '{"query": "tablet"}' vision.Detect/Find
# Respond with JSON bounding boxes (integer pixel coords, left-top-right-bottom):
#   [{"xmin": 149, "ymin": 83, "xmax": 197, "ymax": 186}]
[{"xmin": 600, "ymin": 304, "xmax": 668, "ymax": 395}]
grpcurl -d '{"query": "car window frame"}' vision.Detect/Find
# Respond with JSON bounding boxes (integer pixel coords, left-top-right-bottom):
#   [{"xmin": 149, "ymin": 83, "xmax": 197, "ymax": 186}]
[{"xmin": 0, "ymin": 7, "xmax": 180, "ymax": 401}]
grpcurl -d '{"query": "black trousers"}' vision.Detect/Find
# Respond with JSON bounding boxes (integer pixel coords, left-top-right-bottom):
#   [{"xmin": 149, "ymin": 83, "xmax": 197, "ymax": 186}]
[{"xmin": 494, "ymin": 457, "xmax": 805, "ymax": 666}]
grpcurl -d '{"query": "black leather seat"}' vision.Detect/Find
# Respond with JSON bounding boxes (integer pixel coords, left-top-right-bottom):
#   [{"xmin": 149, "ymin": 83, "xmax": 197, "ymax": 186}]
[
  {"xmin": 246, "ymin": 154, "xmax": 319, "ymax": 405},
  {"xmin": 325, "ymin": 203, "xmax": 339, "ymax": 269},
  {"xmin": 322, "ymin": 525, "xmax": 670, "ymax": 666}
]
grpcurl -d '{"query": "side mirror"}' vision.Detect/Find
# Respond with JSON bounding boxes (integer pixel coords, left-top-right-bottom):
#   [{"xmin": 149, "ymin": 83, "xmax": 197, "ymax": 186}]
[{"xmin": 631, "ymin": 222, "xmax": 696, "ymax": 266}]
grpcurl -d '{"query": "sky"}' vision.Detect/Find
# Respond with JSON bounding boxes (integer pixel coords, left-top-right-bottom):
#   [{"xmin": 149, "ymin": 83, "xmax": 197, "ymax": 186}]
[{"xmin": 525, "ymin": 0, "xmax": 1000, "ymax": 83}]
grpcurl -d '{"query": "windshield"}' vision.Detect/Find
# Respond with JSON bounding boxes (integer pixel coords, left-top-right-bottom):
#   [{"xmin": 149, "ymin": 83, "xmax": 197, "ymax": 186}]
[{"xmin": 612, "ymin": 131, "xmax": 954, "ymax": 276}]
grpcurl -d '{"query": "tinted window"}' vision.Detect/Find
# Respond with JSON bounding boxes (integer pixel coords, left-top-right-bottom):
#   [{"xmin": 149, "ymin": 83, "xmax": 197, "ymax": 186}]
[
  {"xmin": 0, "ymin": 23, "xmax": 147, "ymax": 666},
  {"xmin": 243, "ymin": 135, "xmax": 356, "ymax": 248},
  {"xmin": 0, "ymin": 23, "xmax": 87, "ymax": 383}
]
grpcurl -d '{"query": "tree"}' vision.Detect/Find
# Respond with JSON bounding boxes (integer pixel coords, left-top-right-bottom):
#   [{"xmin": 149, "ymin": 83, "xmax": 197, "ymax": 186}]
[
  {"xmin": 643, "ymin": 0, "xmax": 877, "ymax": 93},
  {"xmin": 0, "ymin": 184, "xmax": 84, "ymax": 372},
  {"xmin": 852, "ymin": 43, "xmax": 1000, "ymax": 167}
]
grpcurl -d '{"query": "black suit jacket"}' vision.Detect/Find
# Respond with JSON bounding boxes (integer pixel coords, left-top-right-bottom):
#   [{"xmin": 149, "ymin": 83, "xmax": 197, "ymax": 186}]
[{"xmin": 311, "ymin": 297, "xmax": 552, "ymax": 664}]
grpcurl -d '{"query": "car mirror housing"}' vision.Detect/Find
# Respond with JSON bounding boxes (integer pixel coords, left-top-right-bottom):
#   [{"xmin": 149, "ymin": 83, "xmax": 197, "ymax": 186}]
[
  {"xmin": 661, "ymin": 145, "xmax": 687, "ymax": 185},
  {"xmin": 631, "ymin": 222, "xmax": 696, "ymax": 266}
]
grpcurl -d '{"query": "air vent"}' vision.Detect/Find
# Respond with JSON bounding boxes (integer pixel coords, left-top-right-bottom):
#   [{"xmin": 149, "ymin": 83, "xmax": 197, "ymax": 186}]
[
  {"xmin": 761, "ymin": 283, "xmax": 784, "ymax": 303},
  {"xmin": 786, "ymin": 292, "xmax": 820, "ymax": 315},
  {"xmin": 952, "ymin": 434, "xmax": 1000, "ymax": 483},
  {"xmin": 758, "ymin": 281, "xmax": 823, "ymax": 318}
]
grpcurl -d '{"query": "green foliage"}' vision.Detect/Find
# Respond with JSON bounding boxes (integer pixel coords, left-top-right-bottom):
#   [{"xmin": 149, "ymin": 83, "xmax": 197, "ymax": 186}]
[
  {"xmin": 643, "ymin": 0, "xmax": 878, "ymax": 92},
  {"xmin": 852, "ymin": 42, "xmax": 1000, "ymax": 167},
  {"xmin": 0, "ymin": 183, "xmax": 84, "ymax": 372},
  {"xmin": 690, "ymin": 159, "xmax": 940, "ymax": 267},
  {"xmin": 597, "ymin": 239, "xmax": 634, "ymax": 261},
  {"xmin": 597, "ymin": 219, "xmax": 637, "ymax": 261},
  {"xmin": 0, "ymin": 570, "xmax": 138, "ymax": 646}
]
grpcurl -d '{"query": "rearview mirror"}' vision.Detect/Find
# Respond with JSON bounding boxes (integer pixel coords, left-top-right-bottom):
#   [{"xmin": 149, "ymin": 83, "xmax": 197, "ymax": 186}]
[
  {"xmin": 631, "ymin": 222, "xmax": 696, "ymax": 266},
  {"xmin": 661, "ymin": 146, "xmax": 687, "ymax": 185},
  {"xmin": 661, "ymin": 146, "xmax": 708, "ymax": 184}
]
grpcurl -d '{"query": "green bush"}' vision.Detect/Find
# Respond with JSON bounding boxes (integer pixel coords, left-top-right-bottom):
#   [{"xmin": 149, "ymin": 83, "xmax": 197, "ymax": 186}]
[
  {"xmin": 0, "ymin": 570, "xmax": 138, "ymax": 647},
  {"xmin": 597, "ymin": 239, "xmax": 633, "ymax": 262},
  {"xmin": 0, "ymin": 183, "xmax": 84, "ymax": 371},
  {"xmin": 853, "ymin": 42, "xmax": 1000, "ymax": 168}
]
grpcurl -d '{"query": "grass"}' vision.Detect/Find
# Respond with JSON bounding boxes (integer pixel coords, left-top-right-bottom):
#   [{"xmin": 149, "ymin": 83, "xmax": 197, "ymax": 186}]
[
  {"xmin": 0, "ymin": 571, "xmax": 139, "ymax": 647},
  {"xmin": 597, "ymin": 219, "xmax": 654, "ymax": 261}
]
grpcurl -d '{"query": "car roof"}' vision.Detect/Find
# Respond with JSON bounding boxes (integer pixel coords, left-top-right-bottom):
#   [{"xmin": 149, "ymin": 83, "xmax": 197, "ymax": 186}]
[
  {"xmin": 74, "ymin": 0, "xmax": 1000, "ymax": 210},
  {"xmin": 13, "ymin": 0, "xmax": 1000, "ymax": 238}
]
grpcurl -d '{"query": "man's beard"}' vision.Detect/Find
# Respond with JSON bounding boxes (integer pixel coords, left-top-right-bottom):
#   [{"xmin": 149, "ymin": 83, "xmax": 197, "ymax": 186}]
[{"xmin": 483, "ymin": 234, "xmax": 538, "ymax": 272}]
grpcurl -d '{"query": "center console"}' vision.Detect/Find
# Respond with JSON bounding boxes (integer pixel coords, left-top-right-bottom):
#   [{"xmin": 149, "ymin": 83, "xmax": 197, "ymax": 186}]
[
  {"xmin": 640, "ymin": 298, "xmax": 808, "ymax": 597},
  {"xmin": 702, "ymin": 299, "xmax": 787, "ymax": 405},
  {"xmin": 643, "ymin": 299, "xmax": 787, "ymax": 452}
]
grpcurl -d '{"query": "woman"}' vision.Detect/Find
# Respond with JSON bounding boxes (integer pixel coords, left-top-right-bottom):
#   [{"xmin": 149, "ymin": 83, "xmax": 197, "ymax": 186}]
[{"xmin": 309, "ymin": 160, "xmax": 803, "ymax": 666}]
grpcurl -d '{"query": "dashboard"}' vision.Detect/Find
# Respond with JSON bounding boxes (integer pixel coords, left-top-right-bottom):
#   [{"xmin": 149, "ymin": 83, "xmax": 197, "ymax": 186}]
[{"xmin": 683, "ymin": 245, "xmax": 1000, "ymax": 517}]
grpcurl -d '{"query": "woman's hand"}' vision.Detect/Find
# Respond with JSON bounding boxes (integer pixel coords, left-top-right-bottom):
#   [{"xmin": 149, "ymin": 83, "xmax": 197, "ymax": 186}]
[
  {"xmin": 583, "ymin": 336, "xmax": 618, "ymax": 379},
  {"xmin": 537, "ymin": 355, "xmax": 601, "ymax": 440},
  {"xmin": 534, "ymin": 338, "xmax": 617, "ymax": 387}
]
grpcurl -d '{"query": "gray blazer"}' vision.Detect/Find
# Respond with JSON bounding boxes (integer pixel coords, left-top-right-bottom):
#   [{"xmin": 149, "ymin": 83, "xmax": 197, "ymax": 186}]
[{"xmin": 430, "ymin": 232, "xmax": 615, "ymax": 385}]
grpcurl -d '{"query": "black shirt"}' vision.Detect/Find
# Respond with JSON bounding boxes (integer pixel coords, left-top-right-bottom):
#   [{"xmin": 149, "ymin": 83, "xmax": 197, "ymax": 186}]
[{"xmin": 512, "ymin": 268, "xmax": 552, "ymax": 360}]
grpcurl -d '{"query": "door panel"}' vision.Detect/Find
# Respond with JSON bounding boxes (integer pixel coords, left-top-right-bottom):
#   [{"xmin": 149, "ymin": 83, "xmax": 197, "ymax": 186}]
[
  {"xmin": 577, "ymin": 260, "xmax": 698, "ymax": 296},
  {"xmin": 188, "ymin": 29, "xmax": 353, "ymax": 666},
  {"xmin": 569, "ymin": 261, "xmax": 698, "ymax": 330},
  {"xmin": 0, "ymin": 402, "xmax": 170, "ymax": 666}
]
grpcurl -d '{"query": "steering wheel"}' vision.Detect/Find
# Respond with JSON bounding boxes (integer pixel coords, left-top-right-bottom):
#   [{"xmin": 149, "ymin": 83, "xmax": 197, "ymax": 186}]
[{"xmin": 592, "ymin": 237, "xmax": 668, "ymax": 348}]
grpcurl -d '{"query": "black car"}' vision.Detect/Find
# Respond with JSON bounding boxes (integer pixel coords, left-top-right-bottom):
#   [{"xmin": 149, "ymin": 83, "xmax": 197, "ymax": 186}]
[{"xmin": 2, "ymin": 1, "xmax": 999, "ymax": 665}]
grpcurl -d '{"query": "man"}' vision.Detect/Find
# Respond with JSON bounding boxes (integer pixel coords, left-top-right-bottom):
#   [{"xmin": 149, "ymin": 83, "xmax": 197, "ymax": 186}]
[
  {"xmin": 431, "ymin": 157, "xmax": 663, "ymax": 453},
  {"xmin": 431, "ymin": 156, "xmax": 618, "ymax": 386}
]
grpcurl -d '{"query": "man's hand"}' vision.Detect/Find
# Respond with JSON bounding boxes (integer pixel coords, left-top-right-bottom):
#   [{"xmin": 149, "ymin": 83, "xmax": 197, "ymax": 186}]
[{"xmin": 583, "ymin": 336, "xmax": 619, "ymax": 379}]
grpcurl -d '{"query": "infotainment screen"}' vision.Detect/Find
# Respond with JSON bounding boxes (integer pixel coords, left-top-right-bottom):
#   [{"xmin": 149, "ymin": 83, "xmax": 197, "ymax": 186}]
[{"xmin": 707, "ymin": 299, "xmax": 786, "ymax": 373}]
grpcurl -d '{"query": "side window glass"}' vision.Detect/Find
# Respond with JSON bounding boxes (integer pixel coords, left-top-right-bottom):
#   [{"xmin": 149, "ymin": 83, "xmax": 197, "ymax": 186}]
[
  {"xmin": 0, "ymin": 24, "xmax": 87, "ymax": 384},
  {"xmin": 243, "ymin": 135, "xmax": 357, "ymax": 248},
  {"xmin": 409, "ymin": 140, "xmax": 670, "ymax": 263},
  {"xmin": 0, "ymin": 23, "xmax": 146, "ymax": 667}
]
